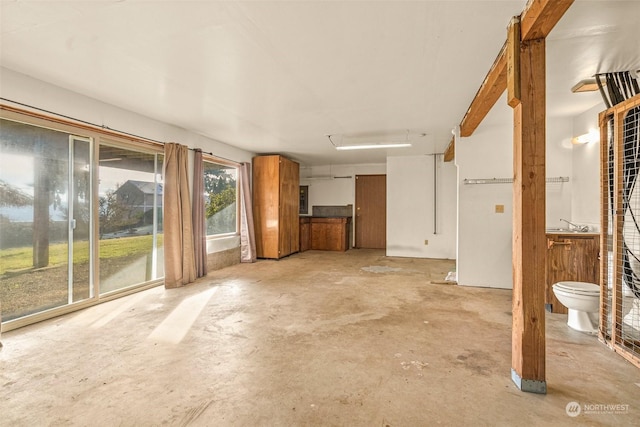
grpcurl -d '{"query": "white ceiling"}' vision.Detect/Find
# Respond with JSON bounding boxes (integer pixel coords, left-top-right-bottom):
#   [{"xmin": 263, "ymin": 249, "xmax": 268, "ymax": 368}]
[{"xmin": 1, "ymin": 1, "xmax": 639, "ymax": 166}]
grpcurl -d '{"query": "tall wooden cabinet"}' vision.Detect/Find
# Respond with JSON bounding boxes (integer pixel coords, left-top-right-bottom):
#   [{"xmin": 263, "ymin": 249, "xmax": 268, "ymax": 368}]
[{"xmin": 253, "ymin": 155, "xmax": 300, "ymax": 259}]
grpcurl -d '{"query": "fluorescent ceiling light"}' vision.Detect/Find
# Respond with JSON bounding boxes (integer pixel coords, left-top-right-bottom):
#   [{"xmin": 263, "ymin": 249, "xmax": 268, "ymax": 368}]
[
  {"xmin": 335, "ymin": 143, "xmax": 412, "ymax": 151},
  {"xmin": 327, "ymin": 133, "xmax": 416, "ymax": 151}
]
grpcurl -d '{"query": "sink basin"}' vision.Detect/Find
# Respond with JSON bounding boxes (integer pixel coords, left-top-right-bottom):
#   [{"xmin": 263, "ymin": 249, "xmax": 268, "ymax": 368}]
[{"xmin": 546, "ymin": 228, "xmax": 593, "ymax": 233}]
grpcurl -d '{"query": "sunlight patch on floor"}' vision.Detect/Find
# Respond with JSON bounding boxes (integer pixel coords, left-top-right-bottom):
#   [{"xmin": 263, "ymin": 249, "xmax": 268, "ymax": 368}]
[{"xmin": 147, "ymin": 288, "xmax": 217, "ymax": 344}]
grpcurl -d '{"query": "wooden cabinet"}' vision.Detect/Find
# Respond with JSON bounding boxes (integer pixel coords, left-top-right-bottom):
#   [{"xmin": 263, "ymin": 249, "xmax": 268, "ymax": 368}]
[
  {"xmin": 253, "ymin": 155, "xmax": 300, "ymax": 259},
  {"xmin": 310, "ymin": 217, "xmax": 351, "ymax": 252},
  {"xmin": 299, "ymin": 217, "xmax": 311, "ymax": 252},
  {"xmin": 546, "ymin": 233, "xmax": 600, "ymax": 314}
]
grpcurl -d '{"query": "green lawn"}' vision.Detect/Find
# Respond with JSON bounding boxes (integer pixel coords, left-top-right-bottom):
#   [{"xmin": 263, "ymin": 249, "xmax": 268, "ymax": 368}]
[{"xmin": 0, "ymin": 234, "xmax": 164, "ymax": 276}]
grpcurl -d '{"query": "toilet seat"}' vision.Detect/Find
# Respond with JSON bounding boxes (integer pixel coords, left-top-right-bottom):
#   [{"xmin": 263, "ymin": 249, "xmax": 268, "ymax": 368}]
[
  {"xmin": 553, "ymin": 281, "xmax": 599, "ymax": 296},
  {"xmin": 552, "ymin": 281, "xmax": 600, "ymax": 334}
]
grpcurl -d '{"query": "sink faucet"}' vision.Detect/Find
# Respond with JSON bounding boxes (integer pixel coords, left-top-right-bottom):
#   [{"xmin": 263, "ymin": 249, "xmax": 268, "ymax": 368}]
[{"xmin": 560, "ymin": 218, "xmax": 589, "ymax": 232}]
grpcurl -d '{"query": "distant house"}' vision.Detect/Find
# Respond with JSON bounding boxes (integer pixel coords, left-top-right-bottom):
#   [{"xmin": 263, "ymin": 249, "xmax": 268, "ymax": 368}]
[{"xmin": 113, "ymin": 180, "xmax": 163, "ymax": 223}]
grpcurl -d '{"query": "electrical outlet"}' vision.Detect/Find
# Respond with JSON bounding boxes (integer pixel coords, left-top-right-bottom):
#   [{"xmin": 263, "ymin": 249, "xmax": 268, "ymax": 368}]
[
  {"xmin": 495, "ymin": 204, "xmax": 505, "ymax": 213},
  {"xmin": 424, "ymin": 239, "xmax": 429, "ymax": 245}
]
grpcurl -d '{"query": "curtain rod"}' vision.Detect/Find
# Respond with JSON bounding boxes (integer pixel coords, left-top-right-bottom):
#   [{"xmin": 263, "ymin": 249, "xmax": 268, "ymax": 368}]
[{"xmin": 0, "ymin": 97, "xmax": 241, "ymax": 164}]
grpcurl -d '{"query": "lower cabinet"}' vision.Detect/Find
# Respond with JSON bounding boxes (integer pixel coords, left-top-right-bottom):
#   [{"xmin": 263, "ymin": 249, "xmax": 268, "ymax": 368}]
[
  {"xmin": 309, "ymin": 217, "xmax": 351, "ymax": 252},
  {"xmin": 546, "ymin": 233, "xmax": 600, "ymax": 314},
  {"xmin": 299, "ymin": 217, "xmax": 311, "ymax": 252}
]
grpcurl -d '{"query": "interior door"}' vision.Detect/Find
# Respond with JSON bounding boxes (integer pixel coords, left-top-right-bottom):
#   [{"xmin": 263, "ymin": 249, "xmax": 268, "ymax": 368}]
[{"xmin": 355, "ymin": 174, "xmax": 386, "ymax": 249}]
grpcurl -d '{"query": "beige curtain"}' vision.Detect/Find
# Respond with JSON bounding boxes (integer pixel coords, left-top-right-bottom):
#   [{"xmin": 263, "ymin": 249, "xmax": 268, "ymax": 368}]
[
  {"xmin": 192, "ymin": 149, "xmax": 207, "ymax": 278},
  {"xmin": 163, "ymin": 143, "xmax": 196, "ymax": 288},
  {"xmin": 239, "ymin": 162, "xmax": 256, "ymax": 263}
]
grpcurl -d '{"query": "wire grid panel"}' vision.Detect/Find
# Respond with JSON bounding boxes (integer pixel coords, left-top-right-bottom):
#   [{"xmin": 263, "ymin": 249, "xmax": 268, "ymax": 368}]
[
  {"xmin": 606, "ymin": 102, "xmax": 640, "ymax": 366},
  {"xmin": 618, "ymin": 106, "xmax": 640, "ymax": 352}
]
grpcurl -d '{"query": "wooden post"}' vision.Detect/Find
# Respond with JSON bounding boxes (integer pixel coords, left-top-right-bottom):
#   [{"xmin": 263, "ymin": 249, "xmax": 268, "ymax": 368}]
[
  {"xmin": 599, "ymin": 111, "xmax": 611, "ymax": 342},
  {"xmin": 510, "ymin": 36, "xmax": 547, "ymax": 394}
]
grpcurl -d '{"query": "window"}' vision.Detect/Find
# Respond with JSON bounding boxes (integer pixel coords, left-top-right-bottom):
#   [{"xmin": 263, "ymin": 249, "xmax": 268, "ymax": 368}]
[
  {"xmin": 98, "ymin": 143, "xmax": 164, "ymax": 294},
  {"xmin": 203, "ymin": 160, "xmax": 238, "ymax": 236},
  {"xmin": 0, "ymin": 119, "xmax": 93, "ymax": 321}
]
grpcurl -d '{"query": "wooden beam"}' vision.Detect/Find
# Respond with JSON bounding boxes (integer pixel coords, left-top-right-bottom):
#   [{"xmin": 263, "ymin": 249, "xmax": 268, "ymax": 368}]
[
  {"xmin": 443, "ymin": 136, "xmax": 455, "ymax": 162},
  {"xmin": 458, "ymin": 0, "xmax": 574, "ymax": 137},
  {"xmin": 511, "ymin": 37, "xmax": 547, "ymax": 394},
  {"xmin": 507, "ymin": 17, "xmax": 521, "ymax": 108},
  {"xmin": 459, "ymin": 43, "xmax": 507, "ymax": 138},
  {"xmin": 520, "ymin": 0, "xmax": 574, "ymax": 41}
]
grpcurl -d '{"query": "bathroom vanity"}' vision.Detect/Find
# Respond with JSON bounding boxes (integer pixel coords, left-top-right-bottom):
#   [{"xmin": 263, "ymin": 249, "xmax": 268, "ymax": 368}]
[{"xmin": 545, "ymin": 231, "xmax": 600, "ymax": 314}]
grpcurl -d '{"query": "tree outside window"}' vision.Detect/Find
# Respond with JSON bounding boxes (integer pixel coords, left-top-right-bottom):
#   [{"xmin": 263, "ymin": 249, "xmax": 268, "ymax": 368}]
[{"xmin": 203, "ymin": 162, "xmax": 237, "ymax": 235}]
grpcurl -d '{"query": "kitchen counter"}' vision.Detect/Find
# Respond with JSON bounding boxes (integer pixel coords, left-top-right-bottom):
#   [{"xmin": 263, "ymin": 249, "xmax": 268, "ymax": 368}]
[{"xmin": 300, "ymin": 216, "xmax": 352, "ymax": 252}]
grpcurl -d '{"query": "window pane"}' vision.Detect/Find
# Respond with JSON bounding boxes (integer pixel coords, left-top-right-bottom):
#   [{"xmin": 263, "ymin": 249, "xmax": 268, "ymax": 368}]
[
  {"xmin": 203, "ymin": 162, "xmax": 237, "ymax": 235},
  {"xmin": 98, "ymin": 144, "xmax": 163, "ymax": 293},
  {"xmin": 0, "ymin": 119, "xmax": 73, "ymax": 320}
]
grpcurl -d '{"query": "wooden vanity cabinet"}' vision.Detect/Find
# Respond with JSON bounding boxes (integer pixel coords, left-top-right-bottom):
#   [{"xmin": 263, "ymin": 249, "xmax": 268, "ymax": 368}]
[
  {"xmin": 545, "ymin": 233, "xmax": 600, "ymax": 314},
  {"xmin": 253, "ymin": 155, "xmax": 300, "ymax": 259}
]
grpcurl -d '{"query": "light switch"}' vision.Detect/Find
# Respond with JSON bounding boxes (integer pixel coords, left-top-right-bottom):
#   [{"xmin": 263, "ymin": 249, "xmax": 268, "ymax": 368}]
[{"xmin": 495, "ymin": 204, "xmax": 505, "ymax": 213}]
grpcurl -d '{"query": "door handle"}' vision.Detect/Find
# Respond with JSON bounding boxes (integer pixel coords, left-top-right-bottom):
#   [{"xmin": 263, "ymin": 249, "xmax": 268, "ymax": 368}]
[{"xmin": 547, "ymin": 239, "xmax": 572, "ymax": 250}]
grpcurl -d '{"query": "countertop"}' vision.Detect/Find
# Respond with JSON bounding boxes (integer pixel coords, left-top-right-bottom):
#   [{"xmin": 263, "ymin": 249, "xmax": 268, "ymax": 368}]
[{"xmin": 545, "ymin": 230, "xmax": 600, "ymax": 236}]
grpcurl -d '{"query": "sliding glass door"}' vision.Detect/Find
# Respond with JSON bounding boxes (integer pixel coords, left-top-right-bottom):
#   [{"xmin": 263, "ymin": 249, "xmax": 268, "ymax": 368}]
[
  {"xmin": 98, "ymin": 144, "xmax": 164, "ymax": 294},
  {"xmin": 0, "ymin": 120, "xmax": 93, "ymax": 321},
  {"xmin": 1, "ymin": 117, "xmax": 165, "ymax": 327}
]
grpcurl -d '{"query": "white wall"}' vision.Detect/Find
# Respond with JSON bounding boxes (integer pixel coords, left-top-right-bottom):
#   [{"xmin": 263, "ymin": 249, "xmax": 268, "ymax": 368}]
[
  {"xmin": 387, "ymin": 156, "xmax": 456, "ymax": 259},
  {"xmin": 456, "ymin": 99, "xmax": 573, "ymax": 289},
  {"xmin": 571, "ymin": 102, "xmax": 606, "ymax": 231},
  {"xmin": 300, "ymin": 163, "xmax": 386, "ymax": 211},
  {"xmin": 457, "ymin": 113, "xmax": 515, "ymax": 289},
  {"xmin": 0, "ymin": 68, "xmax": 253, "ymax": 164}
]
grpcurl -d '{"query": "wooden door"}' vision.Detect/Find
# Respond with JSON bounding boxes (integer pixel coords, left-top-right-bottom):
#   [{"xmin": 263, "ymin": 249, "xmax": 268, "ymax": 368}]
[
  {"xmin": 546, "ymin": 234, "xmax": 600, "ymax": 314},
  {"xmin": 253, "ymin": 155, "xmax": 280, "ymax": 259},
  {"xmin": 278, "ymin": 156, "xmax": 300, "ymax": 257},
  {"xmin": 355, "ymin": 174, "xmax": 386, "ymax": 249}
]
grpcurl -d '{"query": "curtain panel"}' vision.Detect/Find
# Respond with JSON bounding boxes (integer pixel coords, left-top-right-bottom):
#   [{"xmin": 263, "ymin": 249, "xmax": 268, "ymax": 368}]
[
  {"xmin": 163, "ymin": 143, "xmax": 196, "ymax": 288},
  {"xmin": 240, "ymin": 162, "xmax": 256, "ymax": 263}
]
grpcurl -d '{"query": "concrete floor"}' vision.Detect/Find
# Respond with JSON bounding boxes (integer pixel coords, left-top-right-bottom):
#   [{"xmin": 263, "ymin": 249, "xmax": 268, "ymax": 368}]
[{"xmin": 1, "ymin": 249, "xmax": 639, "ymax": 426}]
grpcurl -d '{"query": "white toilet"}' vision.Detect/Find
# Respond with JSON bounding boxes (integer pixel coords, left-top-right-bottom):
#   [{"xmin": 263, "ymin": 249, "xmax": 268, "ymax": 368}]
[{"xmin": 552, "ymin": 281, "xmax": 600, "ymax": 334}]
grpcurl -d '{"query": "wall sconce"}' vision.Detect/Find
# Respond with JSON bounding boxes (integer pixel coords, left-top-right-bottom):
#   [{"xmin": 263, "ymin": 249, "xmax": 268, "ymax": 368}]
[{"xmin": 572, "ymin": 129, "xmax": 600, "ymax": 145}]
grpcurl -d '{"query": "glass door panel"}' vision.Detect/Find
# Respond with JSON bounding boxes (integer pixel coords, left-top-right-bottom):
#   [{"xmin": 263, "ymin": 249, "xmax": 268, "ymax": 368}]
[
  {"xmin": 0, "ymin": 119, "xmax": 92, "ymax": 321},
  {"xmin": 98, "ymin": 145, "xmax": 164, "ymax": 294}
]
